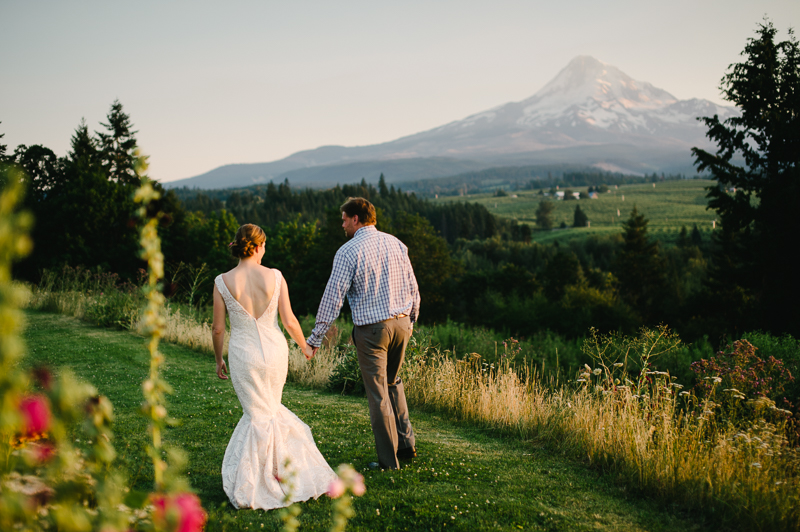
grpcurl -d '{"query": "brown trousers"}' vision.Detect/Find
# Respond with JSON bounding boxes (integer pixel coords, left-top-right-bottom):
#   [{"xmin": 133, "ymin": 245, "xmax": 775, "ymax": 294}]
[{"xmin": 353, "ymin": 315, "xmax": 416, "ymax": 469}]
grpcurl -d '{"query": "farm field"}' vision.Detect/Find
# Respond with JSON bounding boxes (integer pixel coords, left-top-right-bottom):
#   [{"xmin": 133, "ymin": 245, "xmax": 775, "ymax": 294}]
[
  {"xmin": 432, "ymin": 180, "xmax": 718, "ymax": 245},
  {"xmin": 20, "ymin": 310, "xmax": 712, "ymax": 532}
]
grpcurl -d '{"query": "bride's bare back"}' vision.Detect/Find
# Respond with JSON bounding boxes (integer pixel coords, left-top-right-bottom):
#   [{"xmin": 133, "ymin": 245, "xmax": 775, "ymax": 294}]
[{"xmin": 221, "ymin": 265, "xmax": 276, "ymax": 319}]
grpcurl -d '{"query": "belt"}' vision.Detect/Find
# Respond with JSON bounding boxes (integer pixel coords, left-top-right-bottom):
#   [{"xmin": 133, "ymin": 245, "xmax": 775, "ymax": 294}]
[{"xmin": 394, "ymin": 313, "xmax": 408, "ymax": 319}]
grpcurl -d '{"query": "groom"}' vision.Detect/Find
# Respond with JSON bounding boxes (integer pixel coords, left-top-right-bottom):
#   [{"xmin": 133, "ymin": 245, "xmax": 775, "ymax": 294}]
[{"xmin": 307, "ymin": 197, "xmax": 419, "ymax": 470}]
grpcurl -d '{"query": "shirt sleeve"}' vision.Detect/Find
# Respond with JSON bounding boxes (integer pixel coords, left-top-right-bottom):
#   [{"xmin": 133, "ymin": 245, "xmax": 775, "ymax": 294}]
[
  {"xmin": 307, "ymin": 249, "xmax": 354, "ymax": 347},
  {"xmin": 405, "ymin": 248, "xmax": 421, "ymax": 323}
]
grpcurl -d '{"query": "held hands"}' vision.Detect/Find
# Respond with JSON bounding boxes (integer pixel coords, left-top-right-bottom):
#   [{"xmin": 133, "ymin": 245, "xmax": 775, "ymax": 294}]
[
  {"xmin": 302, "ymin": 344, "xmax": 314, "ymax": 360},
  {"xmin": 216, "ymin": 359, "xmax": 229, "ymax": 380}
]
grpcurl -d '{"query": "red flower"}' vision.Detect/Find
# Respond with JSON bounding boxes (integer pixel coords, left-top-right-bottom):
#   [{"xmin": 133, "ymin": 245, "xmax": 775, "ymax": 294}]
[
  {"xmin": 31, "ymin": 442, "xmax": 56, "ymax": 463},
  {"xmin": 20, "ymin": 396, "xmax": 50, "ymax": 435},
  {"xmin": 151, "ymin": 493, "xmax": 207, "ymax": 532}
]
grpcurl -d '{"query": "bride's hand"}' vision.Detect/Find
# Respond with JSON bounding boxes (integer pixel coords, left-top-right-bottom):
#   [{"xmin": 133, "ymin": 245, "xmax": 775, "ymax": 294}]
[
  {"xmin": 302, "ymin": 344, "xmax": 314, "ymax": 360},
  {"xmin": 216, "ymin": 359, "xmax": 229, "ymax": 380}
]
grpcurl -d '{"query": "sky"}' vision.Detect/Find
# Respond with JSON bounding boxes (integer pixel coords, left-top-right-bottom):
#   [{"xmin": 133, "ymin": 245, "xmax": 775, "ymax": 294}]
[{"xmin": 1, "ymin": 1, "xmax": 798, "ymax": 183}]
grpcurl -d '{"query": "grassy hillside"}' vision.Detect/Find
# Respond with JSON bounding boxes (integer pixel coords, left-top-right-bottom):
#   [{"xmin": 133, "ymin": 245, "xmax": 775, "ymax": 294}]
[
  {"xmin": 433, "ymin": 180, "xmax": 717, "ymax": 245},
  {"xmin": 21, "ymin": 311, "xmax": 711, "ymax": 532}
]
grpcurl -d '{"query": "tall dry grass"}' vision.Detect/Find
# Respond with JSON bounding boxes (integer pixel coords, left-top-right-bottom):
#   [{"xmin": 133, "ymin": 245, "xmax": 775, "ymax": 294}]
[
  {"xmin": 26, "ymin": 271, "xmax": 335, "ymax": 386},
  {"xmin": 401, "ymin": 330, "xmax": 800, "ymax": 532}
]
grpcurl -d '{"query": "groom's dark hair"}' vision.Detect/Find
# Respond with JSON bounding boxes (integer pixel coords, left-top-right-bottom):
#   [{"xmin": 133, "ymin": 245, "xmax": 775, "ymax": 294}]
[{"xmin": 340, "ymin": 197, "xmax": 376, "ymax": 225}]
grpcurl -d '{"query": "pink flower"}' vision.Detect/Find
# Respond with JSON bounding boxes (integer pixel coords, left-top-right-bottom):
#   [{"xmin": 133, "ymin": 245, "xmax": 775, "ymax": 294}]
[
  {"xmin": 351, "ymin": 473, "xmax": 366, "ymax": 497},
  {"xmin": 327, "ymin": 478, "xmax": 346, "ymax": 499},
  {"xmin": 19, "ymin": 396, "xmax": 50, "ymax": 435},
  {"xmin": 151, "ymin": 493, "xmax": 207, "ymax": 532},
  {"xmin": 30, "ymin": 442, "xmax": 55, "ymax": 463}
]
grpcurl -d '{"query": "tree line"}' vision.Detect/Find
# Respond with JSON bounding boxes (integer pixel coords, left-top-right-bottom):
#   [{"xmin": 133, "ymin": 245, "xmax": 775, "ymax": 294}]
[{"xmin": 1, "ymin": 20, "xmax": 796, "ymax": 342}]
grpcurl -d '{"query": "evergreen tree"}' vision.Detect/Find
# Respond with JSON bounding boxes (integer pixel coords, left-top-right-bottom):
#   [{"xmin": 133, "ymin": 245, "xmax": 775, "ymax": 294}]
[
  {"xmin": 378, "ymin": 173, "xmax": 389, "ymax": 196},
  {"xmin": 573, "ymin": 204, "xmax": 589, "ymax": 227},
  {"xmin": 96, "ymin": 100, "xmax": 139, "ymax": 185},
  {"xmin": 678, "ymin": 226, "xmax": 689, "ymax": 248},
  {"xmin": 542, "ymin": 250, "xmax": 583, "ymax": 301},
  {"xmin": 692, "ymin": 21, "xmax": 800, "ymax": 336},
  {"xmin": 691, "ymin": 224, "xmax": 703, "ymax": 247},
  {"xmin": 615, "ymin": 207, "xmax": 664, "ymax": 322},
  {"xmin": 535, "ymin": 200, "xmax": 555, "ymax": 230},
  {"xmin": 69, "ymin": 119, "xmax": 98, "ymax": 163},
  {"xmin": 0, "ymin": 122, "xmax": 7, "ymax": 160}
]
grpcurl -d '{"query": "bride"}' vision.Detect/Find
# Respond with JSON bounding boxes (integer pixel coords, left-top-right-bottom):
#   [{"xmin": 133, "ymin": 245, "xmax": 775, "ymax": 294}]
[{"xmin": 211, "ymin": 223, "xmax": 336, "ymax": 510}]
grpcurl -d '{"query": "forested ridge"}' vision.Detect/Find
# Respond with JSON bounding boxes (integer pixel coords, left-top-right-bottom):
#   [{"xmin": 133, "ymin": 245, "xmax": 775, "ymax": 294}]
[{"xmin": 1, "ymin": 21, "xmax": 797, "ymax": 344}]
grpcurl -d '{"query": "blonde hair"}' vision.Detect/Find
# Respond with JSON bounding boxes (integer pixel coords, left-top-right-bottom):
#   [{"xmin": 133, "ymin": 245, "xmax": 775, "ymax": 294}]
[{"xmin": 230, "ymin": 224, "xmax": 266, "ymax": 258}]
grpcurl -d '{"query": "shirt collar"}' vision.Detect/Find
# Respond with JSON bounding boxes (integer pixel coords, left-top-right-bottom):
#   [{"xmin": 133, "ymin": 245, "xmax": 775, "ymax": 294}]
[{"xmin": 354, "ymin": 225, "xmax": 377, "ymax": 238}]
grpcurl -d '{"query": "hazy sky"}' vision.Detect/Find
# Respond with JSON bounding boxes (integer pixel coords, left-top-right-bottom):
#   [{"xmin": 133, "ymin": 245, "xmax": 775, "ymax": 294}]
[{"xmin": 1, "ymin": 1, "xmax": 797, "ymax": 183}]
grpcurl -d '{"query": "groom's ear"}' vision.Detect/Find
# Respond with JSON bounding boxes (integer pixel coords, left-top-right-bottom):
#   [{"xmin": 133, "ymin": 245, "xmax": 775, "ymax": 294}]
[{"xmin": 352, "ymin": 214, "xmax": 360, "ymax": 226}]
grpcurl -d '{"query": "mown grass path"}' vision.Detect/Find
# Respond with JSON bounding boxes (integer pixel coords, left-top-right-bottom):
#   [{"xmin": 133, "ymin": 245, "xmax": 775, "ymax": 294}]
[{"xmin": 21, "ymin": 310, "xmax": 712, "ymax": 531}]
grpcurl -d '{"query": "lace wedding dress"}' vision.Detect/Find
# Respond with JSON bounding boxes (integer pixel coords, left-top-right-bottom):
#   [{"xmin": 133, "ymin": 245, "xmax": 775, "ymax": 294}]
[{"xmin": 215, "ymin": 270, "xmax": 336, "ymax": 510}]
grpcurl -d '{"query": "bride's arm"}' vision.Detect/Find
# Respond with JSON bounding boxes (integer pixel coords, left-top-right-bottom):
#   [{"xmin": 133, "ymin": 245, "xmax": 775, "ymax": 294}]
[
  {"xmin": 277, "ymin": 279, "xmax": 313, "ymax": 359},
  {"xmin": 212, "ymin": 286, "xmax": 229, "ymax": 379}
]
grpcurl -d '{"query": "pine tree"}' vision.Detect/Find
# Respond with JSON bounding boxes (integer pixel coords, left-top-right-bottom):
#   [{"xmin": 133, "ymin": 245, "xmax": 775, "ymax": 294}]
[
  {"xmin": 69, "ymin": 119, "xmax": 98, "ymax": 163},
  {"xmin": 678, "ymin": 226, "xmax": 689, "ymax": 247},
  {"xmin": 378, "ymin": 173, "xmax": 389, "ymax": 196},
  {"xmin": 96, "ymin": 100, "xmax": 139, "ymax": 186},
  {"xmin": 691, "ymin": 224, "xmax": 703, "ymax": 247},
  {"xmin": 615, "ymin": 206, "xmax": 664, "ymax": 321},
  {"xmin": 0, "ymin": 122, "xmax": 7, "ymax": 160},
  {"xmin": 535, "ymin": 200, "xmax": 555, "ymax": 230},
  {"xmin": 573, "ymin": 204, "xmax": 589, "ymax": 227},
  {"xmin": 692, "ymin": 21, "xmax": 800, "ymax": 335}
]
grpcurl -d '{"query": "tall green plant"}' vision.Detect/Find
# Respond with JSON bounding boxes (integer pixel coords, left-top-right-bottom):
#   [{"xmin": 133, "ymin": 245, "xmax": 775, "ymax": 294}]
[
  {"xmin": 0, "ymin": 163, "xmax": 134, "ymax": 530},
  {"xmin": 133, "ymin": 151, "xmax": 207, "ymax": 531}
]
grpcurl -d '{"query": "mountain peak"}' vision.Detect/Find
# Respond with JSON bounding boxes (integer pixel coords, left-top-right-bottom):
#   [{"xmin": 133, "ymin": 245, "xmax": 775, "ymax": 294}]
[{"xmin": 513, "ymin": 56, "xmax": 680, "ymax": 130}]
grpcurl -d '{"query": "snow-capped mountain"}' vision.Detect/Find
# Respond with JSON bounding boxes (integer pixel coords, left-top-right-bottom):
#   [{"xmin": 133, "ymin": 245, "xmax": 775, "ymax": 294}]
[{"xmin": 167, "ymin": 56, "xmax": 738, "ymax": 189}]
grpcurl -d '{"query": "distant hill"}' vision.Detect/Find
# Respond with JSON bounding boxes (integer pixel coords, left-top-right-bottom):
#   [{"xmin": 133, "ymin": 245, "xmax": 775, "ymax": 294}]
[{"xmin": 165, "ymin": 56, "xmax": 738, "ymax": 190}]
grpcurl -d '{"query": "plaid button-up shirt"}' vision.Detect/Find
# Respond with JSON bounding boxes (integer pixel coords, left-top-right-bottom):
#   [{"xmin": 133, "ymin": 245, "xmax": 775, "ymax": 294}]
[{"xmin": 307, "ymin": 225, "xmax": 420, "ymax": 347}]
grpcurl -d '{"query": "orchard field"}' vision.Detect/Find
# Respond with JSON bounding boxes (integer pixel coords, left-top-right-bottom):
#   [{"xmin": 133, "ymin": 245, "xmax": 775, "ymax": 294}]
[{"xmin": 433, "ymin": 180, "xmax": 718, "ymax": 245}]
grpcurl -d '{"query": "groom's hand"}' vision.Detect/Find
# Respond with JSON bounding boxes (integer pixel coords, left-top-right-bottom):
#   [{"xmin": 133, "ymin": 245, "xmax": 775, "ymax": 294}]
[
  {"xmin": 311, "ymin": 346, "xmax": 319, "ymax": 359},
  {"xmin": 302, "ymin": 344, "xmax": 314, "ymax": 360}
]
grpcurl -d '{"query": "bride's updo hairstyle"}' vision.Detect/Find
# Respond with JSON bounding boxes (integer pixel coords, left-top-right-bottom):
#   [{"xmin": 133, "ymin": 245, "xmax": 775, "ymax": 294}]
[{"xmin": 230, "ymin": 224, "xmax": 266, "ymax": 259}]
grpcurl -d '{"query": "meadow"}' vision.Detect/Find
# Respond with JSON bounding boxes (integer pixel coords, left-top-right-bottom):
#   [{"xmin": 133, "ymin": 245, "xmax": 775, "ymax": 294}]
[
  {"xmin": 20, "ymin": 278, "xmax": 800, "ymax": 532},
  {"xmin": 433, "ymin": 180, "xmax": 718, "ymax": 245},
  {"xmin": 21, "ymin": 311, "xmax": 714, "ymax": 532}
]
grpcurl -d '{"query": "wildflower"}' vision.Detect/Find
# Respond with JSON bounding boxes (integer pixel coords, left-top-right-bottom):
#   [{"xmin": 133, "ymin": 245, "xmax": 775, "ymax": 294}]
[
  {"xmin": 28, "ymin": 442, "xmax": 56, "ymax": 464},
  {"xmin": 712, "ymin": 377, "xmax": 722, "ymax": 384},
  {"xmin": 671, "ymin": 384, "xmax": 683, "ymax": 390},
  {"xmin": 151, "ymin": 493, "xmax": 207, "ymax": 532},
  {"xmin": 327, "ymin": 478, "xmax": 346, "ymax": 498},
  {"xmin": 332, "ymin": 464, "xmax": 366, "ymax": 498},
  {"xmin": 593, "ymin": 368, "xmax": 602, "ymax": 375},
  {"xmin": 679, "ymin": 391, "xmax": 690, "ymax": 397},
  {"xmin": 19, "ymin": 395, "xmax": 51, "ymax": 436},
  {"xmin": 750, "ymin": 462, "xmax": 762, "ymax": 469},
  {"xmin": 584, "ymin": 364, "xmax": 591, "ymax": 372},
  {"xmin": 576, "ymin": 379, "xmax": 586, "ymax": 383},
  {"xmin": 613, "ymin": 363, "xmax": 623, "ymax": 368}
]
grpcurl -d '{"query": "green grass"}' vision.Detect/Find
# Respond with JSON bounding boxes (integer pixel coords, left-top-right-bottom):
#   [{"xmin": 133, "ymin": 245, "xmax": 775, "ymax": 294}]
[
  {"xmin": 434, "ymin": 180, "xmax": 718, "ymax": 245},
  {"xmin": 21, "ymin": 310, "xmax": 713, "ymax": 531}
]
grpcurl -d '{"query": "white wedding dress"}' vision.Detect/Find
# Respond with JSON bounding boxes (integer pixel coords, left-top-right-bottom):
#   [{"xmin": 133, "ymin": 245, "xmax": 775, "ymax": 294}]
[{"xmin": 215, "ymin": 270, "xmax": 336, "ymax": 510}]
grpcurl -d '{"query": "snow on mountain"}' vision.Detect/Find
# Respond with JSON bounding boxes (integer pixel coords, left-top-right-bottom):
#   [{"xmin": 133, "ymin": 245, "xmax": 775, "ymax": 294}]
[
  {"xmin": 167, "ymin": 56, "xmax": 739, "ymax": 189},
  {"xmin": 429, "ymin": 55, "xmax": 737, "ymax": 143}
]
